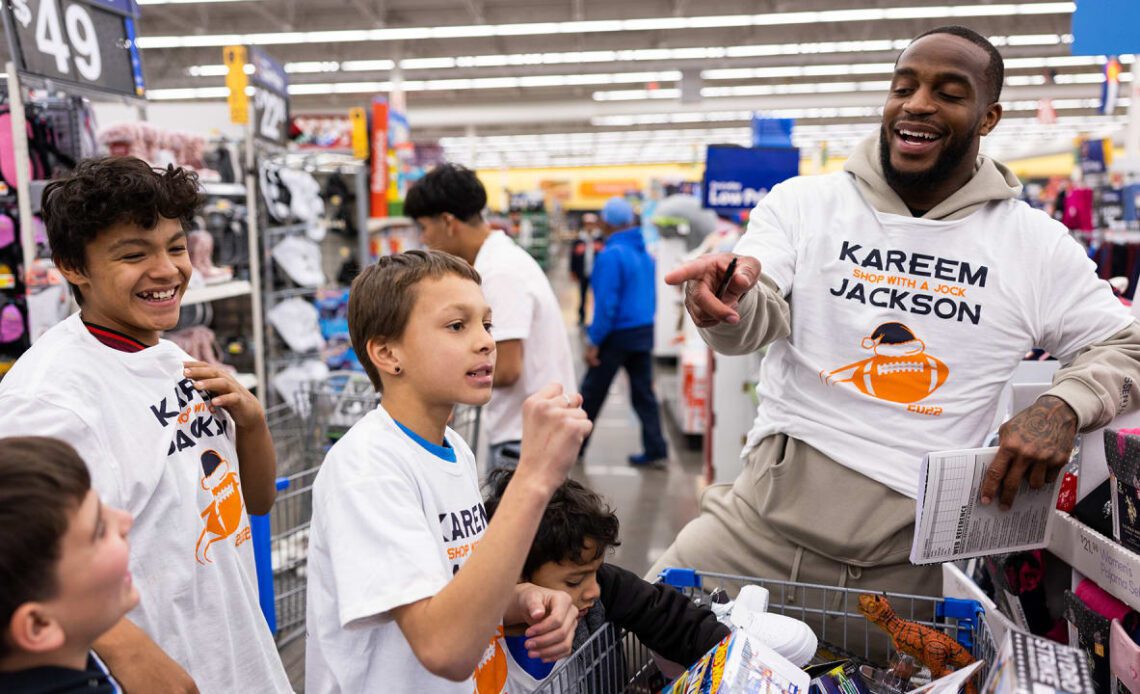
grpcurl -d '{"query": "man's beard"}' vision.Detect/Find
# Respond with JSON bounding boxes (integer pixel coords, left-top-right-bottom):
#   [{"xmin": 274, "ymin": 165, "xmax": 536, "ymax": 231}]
[{"xmin": 879, "ymin": 122, "xmax": 978, "ymax": 191}]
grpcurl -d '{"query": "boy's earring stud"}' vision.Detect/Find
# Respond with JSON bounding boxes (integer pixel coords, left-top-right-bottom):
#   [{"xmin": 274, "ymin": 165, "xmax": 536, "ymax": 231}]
[{"xmin": 394, "ymin": 366, "xmax": 402, "ymax": 374}]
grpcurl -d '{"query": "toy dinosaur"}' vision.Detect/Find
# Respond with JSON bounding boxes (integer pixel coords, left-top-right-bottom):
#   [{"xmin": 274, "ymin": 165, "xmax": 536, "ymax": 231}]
[{"xmin": 858, "ymin": 593, "xmax": 978, "ymax": 694}]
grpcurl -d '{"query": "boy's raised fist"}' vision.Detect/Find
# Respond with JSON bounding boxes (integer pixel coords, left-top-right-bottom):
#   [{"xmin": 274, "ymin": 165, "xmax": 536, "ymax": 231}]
[{"xmin": 517, "ymin": 384, "xmax": 592, "ymax": 493}]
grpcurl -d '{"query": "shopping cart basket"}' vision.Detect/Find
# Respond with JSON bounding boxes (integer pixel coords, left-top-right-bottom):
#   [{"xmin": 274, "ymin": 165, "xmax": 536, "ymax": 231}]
[
  {"xmin": 533, "ymin": 568, "xmax": 998, "ymax": 693},
  {"xmin": 252, "ymin": 403, "xmax": 323, "ymax": 646},
  {"xmin": 301, "ymin": 372, "xmax": 482, "ymax": 451}
]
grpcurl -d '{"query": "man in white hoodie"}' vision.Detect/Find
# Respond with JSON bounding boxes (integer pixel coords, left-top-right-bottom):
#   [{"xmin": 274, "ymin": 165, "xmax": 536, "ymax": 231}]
[{"xmin": 650, "ymin": 26, "xmax": 1140, "ymax": 596}]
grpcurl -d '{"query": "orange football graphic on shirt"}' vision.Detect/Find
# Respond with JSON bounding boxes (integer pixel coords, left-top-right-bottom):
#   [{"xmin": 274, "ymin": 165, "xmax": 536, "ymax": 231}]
[
  {"xmin": 196, "ymin": 449, "xmax": 246, "ymax": 565},
  {"xmin": 473, "ymin": 627, "xmax": 508, "ymax": 694},
  {"xmin": 822, "ymin": 322, "xmax": 949, "ymax": 404}
]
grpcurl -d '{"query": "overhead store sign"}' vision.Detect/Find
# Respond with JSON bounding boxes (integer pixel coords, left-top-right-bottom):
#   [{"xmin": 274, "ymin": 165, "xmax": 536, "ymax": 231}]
[
  {"xmin": 349, "ymin": 107, "xmax": 368, "ymax": 160},
  {"xmin": 224, "ymin": 45, "xmax": 249, "ymax": 124},
  {"xmin": 370, "ymin": 97, "xmax": 389, "ymax": 218},
  {"xmin": 702, "ymin": 146, "xmax": 799, "ymax": 214},
  {"xmin": 1071, "ymin": 0, "xmax": 1140, "ymax": 57},
  {"xmin": 248, "ymin": 47, "xmax": 289, "ymax": 145},
  {"xmin": 1, "ymin": 0, "xmax": 146, "ymax": 97},
  {"xmin": 579, "ymin": 180, "xmax": 640, "ymax": 198}
]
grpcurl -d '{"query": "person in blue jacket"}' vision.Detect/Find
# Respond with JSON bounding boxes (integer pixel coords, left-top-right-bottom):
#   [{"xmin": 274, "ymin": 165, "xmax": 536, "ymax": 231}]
[{"xmin": 580, "ymin": 197, "xmax": 668, "ymax": 468}]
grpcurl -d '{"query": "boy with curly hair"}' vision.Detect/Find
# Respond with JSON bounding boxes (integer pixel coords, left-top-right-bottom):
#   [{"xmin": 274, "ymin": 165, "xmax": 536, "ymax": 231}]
[
  {"xmin": 484, "ymin": 469, "xmax": 730, "ymax": 692},
  {"xmin": 0, "ymin": 157, "xmax": 289, "ymax": 692}
]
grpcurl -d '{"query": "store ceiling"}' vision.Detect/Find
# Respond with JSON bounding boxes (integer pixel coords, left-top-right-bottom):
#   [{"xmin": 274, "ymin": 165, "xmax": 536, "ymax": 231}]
[{"xmin": 4, "ymin": 0, "xmax": 1129, "ymax": 167}]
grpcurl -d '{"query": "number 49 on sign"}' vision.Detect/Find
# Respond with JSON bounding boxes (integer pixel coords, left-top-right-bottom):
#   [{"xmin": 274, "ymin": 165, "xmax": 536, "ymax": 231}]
[{"xmin": 11, "ymin": 0, "xmax": 102, "ymax": 82}]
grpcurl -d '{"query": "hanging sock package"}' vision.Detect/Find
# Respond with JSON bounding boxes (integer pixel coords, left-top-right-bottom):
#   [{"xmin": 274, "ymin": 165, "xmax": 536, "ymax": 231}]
[{"xmin": 1105, "ymin": 429, "xmax": 1140, "ymax": 554}]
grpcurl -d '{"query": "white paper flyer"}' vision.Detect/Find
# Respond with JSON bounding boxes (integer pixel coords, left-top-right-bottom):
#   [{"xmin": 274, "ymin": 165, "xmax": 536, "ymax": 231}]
[{"xmin": 910, "ymin": 447, "xmax": 1060, "ymax": 564}]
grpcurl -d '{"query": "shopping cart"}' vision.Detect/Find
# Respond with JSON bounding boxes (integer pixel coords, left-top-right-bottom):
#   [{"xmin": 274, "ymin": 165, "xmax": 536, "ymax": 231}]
[
  {"xmin": 533, "ymin": 568, "xmax": 998, "ymax": 693},
  {"xmin": 301, "ymin": 373, "xmax": 483, "ymax": 451},
  {"xmin": 252, "ymin": 403, "xmax": 323, "ymax": 646}
]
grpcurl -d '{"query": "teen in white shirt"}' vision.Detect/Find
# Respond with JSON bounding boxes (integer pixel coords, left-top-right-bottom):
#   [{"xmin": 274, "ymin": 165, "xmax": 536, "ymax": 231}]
[
  {"xmin": 405, "ymin": 165, "xmax": 576, "ymax": 470},
  {"xmin": 0, "ymin": 157, "xmax": 289, "ymax": 693},
  {"xmin": 305, "ymin": 250, "xmax": 591, "ymax": 693}
]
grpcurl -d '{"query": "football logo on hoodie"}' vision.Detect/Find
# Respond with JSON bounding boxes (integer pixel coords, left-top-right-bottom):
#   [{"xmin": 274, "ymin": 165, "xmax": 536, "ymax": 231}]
[{"xmin": 821, "ymin": 322, "xmax": 949, "ymax": 405}]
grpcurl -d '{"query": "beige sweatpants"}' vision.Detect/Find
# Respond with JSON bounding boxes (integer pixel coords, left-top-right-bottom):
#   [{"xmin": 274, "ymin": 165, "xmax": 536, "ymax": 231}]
[{"xmin": 647, "ymin": 434, "xmax": 943, "ymax": 663}]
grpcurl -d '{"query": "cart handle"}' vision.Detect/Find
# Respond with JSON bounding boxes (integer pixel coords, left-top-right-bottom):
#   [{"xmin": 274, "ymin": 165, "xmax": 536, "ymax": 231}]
[{"xmin": 658, "ymin": 567, "xmax": 702, "ymax": 589}]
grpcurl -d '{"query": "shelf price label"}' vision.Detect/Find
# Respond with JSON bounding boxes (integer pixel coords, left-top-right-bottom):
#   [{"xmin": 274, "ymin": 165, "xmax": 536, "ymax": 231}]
[
  {"xmin": 248, "ymin": 47, "xmax": 289, "ymax": 146},
  {"xmin": 2, "ymin": 0, "xmax": 146, "ymax": 97}
]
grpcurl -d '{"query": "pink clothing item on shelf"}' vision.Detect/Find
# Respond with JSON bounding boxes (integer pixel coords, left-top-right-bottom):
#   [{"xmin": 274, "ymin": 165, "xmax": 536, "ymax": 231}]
[
  {"xmin": 1062, "ymin": 187, "xmax": 1095, "ymax": 232},
  {"xmin": 0, "ymin": 303, "xmax": 24, "ymax": 343},
  {"xmin": 1076, "ymin": 579, "xmax": 1132, "ymax": 622},
  {"xmin": 1111, "ymin": 619, "xmax": 1140, "ymax": 692},
  {"xmin": 188, "ymin": 230, "xmax": 234, "ymax": 284},
  {"xmin": 1116, "ymin": 428, "xmax": 1140, "ymax": 456},
  {"xmin": 0, "ymin": 213, "xmax": 14, "ymax": 248}
]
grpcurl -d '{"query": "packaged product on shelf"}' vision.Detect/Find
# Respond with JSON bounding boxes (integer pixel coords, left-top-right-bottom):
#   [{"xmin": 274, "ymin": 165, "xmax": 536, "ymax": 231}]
[
  {"xmin": 1110, "ymin": 618, "xmax": 1140, "ymax": 692},
  {"xmin": 982, "ymin": 630, "xmax": 1093, "ymax": 694},
  {"xmin": 808, "ymin": 661, "xmax": 873, "ymax": 694},
  {"xmin": 1105, "ymin": 428, "xmax": 1140, "ymax": 554},
  {"xmin": 267, "ymin": 298, "xmax": 325, "ymax": 353},
  {"xmin": 979, "ymin": 551, "xmax": 1066, "ymax": 639},
  {"xmin": 661, "ymin": 631, "xmax": 810, "ymax": 694},
  {"xmin": 271, "ymin": 235, "xmax": 326, "ymax": 288},
  {"xmin": 1063, "ymin": 589, "xmax": 1113, "ymax": 693}
]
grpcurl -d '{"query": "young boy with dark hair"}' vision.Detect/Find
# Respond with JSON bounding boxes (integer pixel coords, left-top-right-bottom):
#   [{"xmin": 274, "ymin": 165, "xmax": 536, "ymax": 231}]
[
  {"xmin": 305, "ymin": 249, "xmax": 593, "ymax": 693},
  {"xmin": 484, "ymin": 469, "xmax": 730, "ymax": 691},
  {"xmin": 0, "ymin": 436, "xmax": 136, "ymax": 693},
  {"xmin": 0, "ymin": 157, "xmax": 290, "ymax": 692}
]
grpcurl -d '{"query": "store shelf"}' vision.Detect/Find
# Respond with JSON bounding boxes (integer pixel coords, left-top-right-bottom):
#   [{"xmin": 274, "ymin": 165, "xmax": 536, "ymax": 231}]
[
  {"xmin": 235, "ymin": 372, "xmax": 258, "ymax": 390},
  {"xmin": 367, "ymin": 216, "xmax": 414, "ymax": 233},
  {"xmin": 1048, "ymin": 509, "xmax": 1140, "ymax": 611},
  {"xmin": 182, "ymin": 280, "xmax": 252, "ymax": 306},
  {"xmin": 201, "ymin": 182, "xmax": 247, "ymax": 197}
]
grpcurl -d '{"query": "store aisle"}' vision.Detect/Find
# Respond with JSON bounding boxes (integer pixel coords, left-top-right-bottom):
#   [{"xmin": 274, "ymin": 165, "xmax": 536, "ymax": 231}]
[{"xmin": 550, "ymin": 245, "xmax": 704, "ymax": 578}]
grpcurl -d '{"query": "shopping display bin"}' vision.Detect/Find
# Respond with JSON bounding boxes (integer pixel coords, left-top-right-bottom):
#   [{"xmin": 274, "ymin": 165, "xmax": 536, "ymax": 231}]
[{"xmin": 533, "ymin": 568, "xmax": 998, "ymax": 694}]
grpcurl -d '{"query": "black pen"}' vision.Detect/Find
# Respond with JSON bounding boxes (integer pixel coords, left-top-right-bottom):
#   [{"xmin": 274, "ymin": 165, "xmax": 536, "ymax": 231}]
[{"xmin": 715, "ymin": 257, "xmax": 739, "ymax": 299}]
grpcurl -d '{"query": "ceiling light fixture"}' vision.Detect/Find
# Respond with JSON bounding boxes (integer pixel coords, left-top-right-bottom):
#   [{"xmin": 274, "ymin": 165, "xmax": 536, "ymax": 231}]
[
  {"xmin": 137, "ymin": 0, "xmax": 254, "ymax": 4},
  {"xmin": 137, "ymin": 2, "xmax": 1074, "ymax": 49},
  {"xmin": 183, "ymin": 33, "xmax": 1074, "ymax": 82}
]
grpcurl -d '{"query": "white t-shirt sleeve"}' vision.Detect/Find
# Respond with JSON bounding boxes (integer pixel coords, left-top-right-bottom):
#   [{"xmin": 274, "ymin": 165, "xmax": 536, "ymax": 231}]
[
  {"xmin": 482, "ymin": 269, "xmax": 535, "ymax": 342},
  {"xmin": 0, "ymin": 395, "xmax": 123, "ymax": 507},
  {"xmin": 1035, "ymin": 231, "xmax": 1136, "ymax": 363},
  {"xmin": 734, "ymin": 183, "xmax": 800, "ymax": 295},
  {"xmin": 323, "ymin": 469, "xmax": 451, "ymax": 628}
]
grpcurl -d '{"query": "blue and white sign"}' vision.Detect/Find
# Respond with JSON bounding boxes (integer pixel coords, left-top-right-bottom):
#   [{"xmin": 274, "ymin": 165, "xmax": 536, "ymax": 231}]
[
  {"xmin": 248, "ymin": 47, "xmax": 290, "ymax": 145},
  {"xmin": 751, "ymin": 117, "xmax": 795, "ymax": 148},
  {"xmin": 2, "ymin": 0, "xmax": 145, "ymax": 97},
  {"xmin": 1071, "ymin": 0, "xmax": 1140, "ymax": 57},
  {"xmin": 703, "ymin": 145, "xmax": 799, "ymax": 214}
]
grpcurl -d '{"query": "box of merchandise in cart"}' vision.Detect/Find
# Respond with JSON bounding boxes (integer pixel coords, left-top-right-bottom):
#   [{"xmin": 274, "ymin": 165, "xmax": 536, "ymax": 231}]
[
  {"xmin": 661, "ymin": 630, "xmax": 810, "ymax": 694},
  {"xmin": 982, "ymin": 630, "xmax": 1094, "ymax": 694}
]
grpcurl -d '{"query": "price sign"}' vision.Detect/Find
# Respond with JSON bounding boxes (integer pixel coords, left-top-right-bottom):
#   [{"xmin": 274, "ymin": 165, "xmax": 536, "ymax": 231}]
[
  {"xmin": 248, "ymin": 47, "xmax": 289, "ymax": 145},
  {"xmin": 2, "ymin": 0, "xmax": 146, "ymax": 97}
]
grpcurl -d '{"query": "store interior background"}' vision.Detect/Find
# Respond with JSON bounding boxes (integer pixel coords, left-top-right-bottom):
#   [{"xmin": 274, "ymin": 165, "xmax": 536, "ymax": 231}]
[{"xmin": 6, "ymin": 0, "xmax": 1140, "ymax": 690}]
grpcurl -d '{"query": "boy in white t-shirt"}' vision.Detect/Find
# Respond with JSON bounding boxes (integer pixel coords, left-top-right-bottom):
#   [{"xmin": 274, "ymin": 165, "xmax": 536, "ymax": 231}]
[
  {"xmin": 0, "ymin": 157, "xmax": 291, "ymax": 693},
  {"xmin": 305, "ymin": 250, "xmax": 592, "ymax": 693}
]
